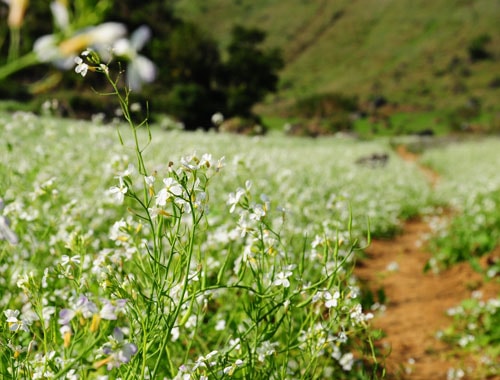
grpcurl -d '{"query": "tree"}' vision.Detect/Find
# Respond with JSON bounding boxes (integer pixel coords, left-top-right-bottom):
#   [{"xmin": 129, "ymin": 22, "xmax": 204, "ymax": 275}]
[
  {"xmin": 163, "ymin": 22, "xmax": 221, "ymax": 89},
  {"xmin": 217, "ymin": 25, "xmax": 284, "ymax": 117}
]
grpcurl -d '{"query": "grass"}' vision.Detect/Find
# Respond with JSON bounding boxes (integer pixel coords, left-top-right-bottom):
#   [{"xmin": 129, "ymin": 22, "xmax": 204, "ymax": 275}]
[
  {"xmin": 262, "ymin": 109, "xmax": 453, "ymax": 137},
  {"xmin": 173, "ymin": 0, "xmax": 500, "ymax": 113},
  {"xmin": 419, "ymin": 138, "xmax": 500, "ymax": 275}
]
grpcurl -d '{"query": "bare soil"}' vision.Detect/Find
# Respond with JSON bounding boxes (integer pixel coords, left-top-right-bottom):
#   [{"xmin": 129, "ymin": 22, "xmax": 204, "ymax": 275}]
[{"xmin": 355, "ymin": 145, "xmax": 500, "ymax": 379}]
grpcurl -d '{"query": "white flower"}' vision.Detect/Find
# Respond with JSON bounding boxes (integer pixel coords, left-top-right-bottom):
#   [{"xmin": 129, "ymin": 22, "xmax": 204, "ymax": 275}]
[
  {"xmin": 156, "ymin": 178, "xmax": 183, "ymax": 206},
  {"xmin": 74, "ymin": 56, "xmax": 88, "ymax": 77},
  {"xmin": 273, "ymin": 271, "xmax": 292, "ymax": 288},
  {"xmin": 324, "ymin": 290, "xmax": 340, "ymax": 308},
  {"xmin": 211, "ymin": 112, "xmax": 224, "ymax": 126},
  {"xmin": 60, "ymin": 255, "xmax": 80, "ymax": 267},
  {"xmin": 339, "ymin": 352, "xmax": 354, "ymax": 371},
  {"xmin": 227, "ymin": 188, "xmax": 245, "ymax": 213},
  {"xmin": 4, "ymin": 309, "xmax": 30, "ymax": 332},
  {"xmin": 249, "ymin": 204, "xmax": 266, "ymax": 221},
  {"xmin": 34, "ymin": 22, "xmax": 126, "ymax": 69},
  {"xmin": 50, "ymin": 0, "xmax": 69, "ymax": 31},
  {"xmin": 113, "ymin": 26, "xmax": 157, "ymax": 91},
  {"xmin": 215, "ymin": 319, "xmax": 226, "ymax": 331},
  {"xmin": 108, "ymin": 177, "xmax": 128, "ymax": 204},
  {"xmin": 256, "ymin": 341, "xmax": 278, "ymax": 362}
]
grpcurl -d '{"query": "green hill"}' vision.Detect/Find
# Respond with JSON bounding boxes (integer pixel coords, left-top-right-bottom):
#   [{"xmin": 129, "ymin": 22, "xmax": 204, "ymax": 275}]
[{"xmin": 173, "ymin": 0, "xmax": 500, "ymax": 115}]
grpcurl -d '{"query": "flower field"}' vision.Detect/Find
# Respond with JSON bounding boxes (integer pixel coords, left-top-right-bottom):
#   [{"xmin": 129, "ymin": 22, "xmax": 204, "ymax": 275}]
[{"xmin": 1, "ymin": 110, "xmax": 499, "ymax": 379}]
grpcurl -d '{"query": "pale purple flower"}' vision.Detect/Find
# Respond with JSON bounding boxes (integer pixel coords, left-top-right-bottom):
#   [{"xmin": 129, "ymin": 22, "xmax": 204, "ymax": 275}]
[
  {"xmin": 59, "ymin": 296, "xmax": 98, "ymax": 325},
  {"xmin": 99, "ymin": 299, "xmax": 127, "ymax": 320},
  {"xmin": 0, "ymin": 214, "xmax": 18, "ymax": 245},
  {"xmin": 0, "ymin": 198, "xmax": 18, "ymax": 244},
  {"xmin": 4, "ymin": 309, "xmax": 30, "ymax": 332},
  {"xmin": 96, "ymin": 327, "xmax": 138, "ymax": 370}
]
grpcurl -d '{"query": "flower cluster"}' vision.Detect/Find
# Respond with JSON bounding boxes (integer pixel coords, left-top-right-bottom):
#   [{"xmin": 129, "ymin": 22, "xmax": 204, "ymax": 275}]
[{"xmin": 1, "ymin": 1, "xmax": 157, "ymax": 91}]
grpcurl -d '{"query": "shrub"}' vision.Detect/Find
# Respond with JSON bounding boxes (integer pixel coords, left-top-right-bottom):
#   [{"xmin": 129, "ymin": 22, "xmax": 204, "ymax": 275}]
[
  {"xmin": 468, "ymin": 33, "xmax": 492, "ymax": 62},
  {"xmin": 164, "ymin": 83, "xmax": 225, "ymax": 130},
  {"xmin": 445, "ymin": 98, "xmax": 482, "ymax": 131},
  {"xmin": 292, "ymin": 92, "xmax": 358, "ymax": 119}
]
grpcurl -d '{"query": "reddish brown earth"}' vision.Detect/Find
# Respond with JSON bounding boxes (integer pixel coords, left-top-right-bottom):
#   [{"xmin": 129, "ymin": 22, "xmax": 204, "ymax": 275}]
[{"xmin": 355, "ymin": 145, "xmax": 500, "ymax": 379}]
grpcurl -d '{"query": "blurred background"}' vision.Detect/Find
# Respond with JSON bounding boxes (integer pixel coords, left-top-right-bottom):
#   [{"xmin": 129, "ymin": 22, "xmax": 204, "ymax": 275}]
[{"xmin": 1, "ymin": 0, "xmax": 499, "ymax": 134}]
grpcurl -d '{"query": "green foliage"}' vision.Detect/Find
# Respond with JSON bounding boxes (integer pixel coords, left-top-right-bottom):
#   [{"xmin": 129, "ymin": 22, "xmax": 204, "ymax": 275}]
[
  {"xmin": 174, "ymin": 0, "xmax": 500, "ymax": 111},
  {"xmin": 164, "ymin": 83, "xmax": 224, "ymax": 129},
  {"xmin": 420, "ymin": 139, "xmax": 500, "ymax": 274},
  {"xmin": 467, "ymin": 33, "xmax": 492, "ymax": 62},
  {"xmin": 218, "ymin": 25, "xmax": 284, "ymax": 117},
  {"xmin": 445, "ymin": 98, "xmax": 482, "ymax": 131},
  {"xmin": 283, "ymin": 92, "xmax": 358, "ymax": 135},
  {"xmin": 292, "ymin": 92, "xmax": 358, "ymax": 119},
  {"xmin": 427, "ymin": 190, "xmax": 500, "ymax": 272},
  {"xmin": 161, "ymin": 22, "xmax": 221, "ymax": 88},
  {"xmin": 440, "ymin": 295, "xmax": 500, "ymax": 377}
]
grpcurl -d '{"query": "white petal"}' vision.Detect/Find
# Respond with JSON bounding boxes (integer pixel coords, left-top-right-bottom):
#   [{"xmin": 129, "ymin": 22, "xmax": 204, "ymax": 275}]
[
  {"xmin": 89, "ymin": 22, "xmax": 127, "ymax": 45},
  {"xmin": 50, "ymin": 1, "xmax": 69, "ymax": 30},
  {"xmin": 113, "ymin": 38, "xmax": 132, "ymax": 58},
  {"xmin": 130, "ymin": 25, "xmax": 152, "ymax": 52},
  {"xmin": 33, "ymin": 34, "xmax": 60, "ymax": 62},
  {"xmin": 127, "ymin": 56, "xmax": 156, "ymax": 91},
  {"xmin": 136, "ymin": 55, "xmax": 156, "ymax": 82}
]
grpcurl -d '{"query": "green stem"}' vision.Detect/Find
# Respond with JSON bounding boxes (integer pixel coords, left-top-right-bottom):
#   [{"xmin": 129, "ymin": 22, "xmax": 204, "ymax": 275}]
[
  {"xmin": 107, "ymin": 73, "xmax": 149, "ymax": 176},
  {"xmin": 8, "ymin": 27, "xmax": 21, "ymax": 62},
  {"xmin": 0, "ymin": 51, "xmax": 39, "ymax": 81}
]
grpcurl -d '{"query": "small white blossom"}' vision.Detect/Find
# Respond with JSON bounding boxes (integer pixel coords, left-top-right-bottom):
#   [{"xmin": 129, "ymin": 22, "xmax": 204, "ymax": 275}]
[
  {"xmin": 324, "ymin": 290, "xmax": 341, "ymax": 309},
  {"xmin": 211, "ymin": 112, "xmax": 224, "ymax": 126},
  {"xmin": 108, "ymin": 177, "xmax": 128, "ymax": 204},
  {"xmin": 156, "ymin": 178, "xmax": 183, "ymax": 206},
  {"xmin": 273, "ymin": 271, "xmax": 293, "ymax": 288}
]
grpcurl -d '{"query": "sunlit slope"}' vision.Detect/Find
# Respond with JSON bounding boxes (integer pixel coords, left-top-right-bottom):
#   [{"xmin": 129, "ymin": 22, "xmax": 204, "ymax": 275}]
[{"xmin": 174, "ymin": 0, "xmax": 500, "ymax": 110}]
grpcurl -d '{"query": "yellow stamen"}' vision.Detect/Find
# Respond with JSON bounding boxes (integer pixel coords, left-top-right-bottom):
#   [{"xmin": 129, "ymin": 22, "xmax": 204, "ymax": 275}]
[
  {"xmin": 135, "ymin": 223, "xmax": 142, "ymax": 234},
  {"xmin": 58, "ymin": 34, "xmax": 92, "ymax": 57},
  {"xmin": 63, "ymin": 331, "xmax": 72, "ymax": 348},
  {"xmin": 93, "ymin": 356, "xmax": 112, "ymax": 369},
  {"xmin": 158, "ymin": 209, "xmax": 172, "ymax": 217},
  {"xmin": 90, "ymin": 314, "xmax": 101, "ymax": 333}
]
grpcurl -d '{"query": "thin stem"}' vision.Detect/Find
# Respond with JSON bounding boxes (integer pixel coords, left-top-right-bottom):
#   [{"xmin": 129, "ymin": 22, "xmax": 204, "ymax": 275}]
[
  {"xmin": 0, "ymin": 51, "xmax": 39, "ymax": 81},
  {"xmin": 105, "ymin": 72, "xmax": 149, "ymax": 176},
  {"xmin": 8, "ymin": 27, "xmax": 21, "ymax": 62}
]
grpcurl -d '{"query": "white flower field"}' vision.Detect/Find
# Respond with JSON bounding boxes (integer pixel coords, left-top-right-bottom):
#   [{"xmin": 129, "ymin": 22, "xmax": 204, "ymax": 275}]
[{"xmin": 1, "ymin": 109, "xmax": 499, "ymax": 379}]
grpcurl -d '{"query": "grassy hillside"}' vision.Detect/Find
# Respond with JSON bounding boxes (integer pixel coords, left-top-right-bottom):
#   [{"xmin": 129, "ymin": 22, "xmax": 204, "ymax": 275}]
[{"xmin": 173, "ymin": 0, "xmax": 500, "ymax": 115}]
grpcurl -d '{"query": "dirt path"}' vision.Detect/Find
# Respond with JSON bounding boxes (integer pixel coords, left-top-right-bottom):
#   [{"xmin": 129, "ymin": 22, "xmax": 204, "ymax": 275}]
[{"xmin": 355, "ymin": 145, "xmax": 500, "ymax": 379}]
